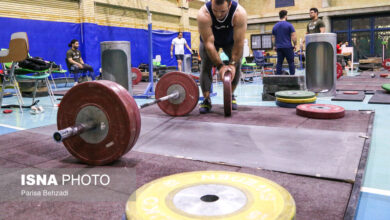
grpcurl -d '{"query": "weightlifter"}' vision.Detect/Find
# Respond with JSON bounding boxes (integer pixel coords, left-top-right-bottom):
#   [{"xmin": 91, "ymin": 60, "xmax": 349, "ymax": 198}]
[{"xmin": 195, "ymin": 0, "xmax": 247, "ymax": 114}]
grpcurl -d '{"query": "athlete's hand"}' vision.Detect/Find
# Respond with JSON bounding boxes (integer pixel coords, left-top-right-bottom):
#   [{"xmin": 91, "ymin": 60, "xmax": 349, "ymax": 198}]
[{"xmin": 219, "ymin": 65, "xmax": 236, "ymax": 82}]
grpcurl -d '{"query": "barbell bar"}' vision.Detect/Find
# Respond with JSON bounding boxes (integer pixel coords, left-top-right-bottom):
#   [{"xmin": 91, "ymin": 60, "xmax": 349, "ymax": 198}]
[
  {"xmin": 53, "ymin": 90, "xmax": 181, "ymax": 143},
  {"xmin": 53, "ymin": 71, "xmax": 199, "ymax": 165}
]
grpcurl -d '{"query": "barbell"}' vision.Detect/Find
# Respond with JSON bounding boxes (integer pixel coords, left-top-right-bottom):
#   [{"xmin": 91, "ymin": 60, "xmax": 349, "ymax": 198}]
[{"xmin": 53, "ymin": 71, "xmax": 199, "ymax": 165}]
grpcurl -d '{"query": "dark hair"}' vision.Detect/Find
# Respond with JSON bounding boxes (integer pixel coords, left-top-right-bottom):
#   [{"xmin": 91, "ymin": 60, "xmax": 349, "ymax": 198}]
[
  {"xmin": 178, "ymin": 32, "xmax": 183, "ymax": 36},
  {"xmin": 214, "ymin": 0, "xmax": 232, "ymax": 5},
  {"xmin": 310, "ymin": 8, "xmax": 319, "ymax": 14},
  {"xmin": 68, "ymin": 39, "xmax": 78, "ymax": 47},
  {"xmin": 279, "ymin": 10, "xmax": 288, "ymax": 19}
]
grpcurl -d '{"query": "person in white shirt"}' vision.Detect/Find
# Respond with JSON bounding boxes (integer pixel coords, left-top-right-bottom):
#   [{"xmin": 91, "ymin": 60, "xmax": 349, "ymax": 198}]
[{"xmin": 170, "ymin": 32, "xmax": 192, "ymax": 71}]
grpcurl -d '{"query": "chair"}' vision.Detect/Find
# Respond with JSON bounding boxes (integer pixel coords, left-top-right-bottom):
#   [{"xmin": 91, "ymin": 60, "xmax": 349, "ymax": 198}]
[
  {"xmin": 65, "ymin": 58, "xmax": 92, "ymax": 83},
  {"xmin": 1, "ymin": 33, "xmax": 56, "ymax": 108},
  {"xmin": 253, "ymin": 50, "xmax": 274, "ymax": 76},
  {"xmin": 0, "ymin": 32, "xmax": 29, "ymax": 111},
  {"xmin": 5, "ymin": 62, "xmax": 56, "ymax": 107},
  {"xmin": 16, "ymin": 73, "xmax": 56, "ymax": 106},
  {"xmin": 47, "ymin": 62, "xmax": 70, "ymax": 89},
  {"xmin": 241, "ymin": 57, "xmax": 258, "ymax": 80},
  {"xmin": 253, "ymin": 50, "xmax": 274, "ymax": 67},
  {"xmin": 51, "ymin": 67, "xmax": 69, "ymax": 88}
]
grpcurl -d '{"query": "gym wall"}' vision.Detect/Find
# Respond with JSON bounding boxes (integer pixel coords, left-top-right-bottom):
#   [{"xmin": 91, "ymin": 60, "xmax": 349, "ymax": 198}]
[
  {"xmin": 0, "ymin": 0, "xmax": 193, "ymax": 78},
  {"xmin": 0, "ymin": 0, "xmax": 80, "ymax": 74},
  {"xmin": 188, "ymin": 0, "xmax": 204, "ymax": 50}
]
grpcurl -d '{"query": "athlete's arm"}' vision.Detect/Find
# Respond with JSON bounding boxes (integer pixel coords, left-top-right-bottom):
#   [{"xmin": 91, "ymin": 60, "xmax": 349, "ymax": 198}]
[
  {"xmin": 230, "ymin": 6, "xmax": 247, "ymax": 64},
  {"xmin": 198, "ymin": 7, "xmax": 223, "ymax": 68}
]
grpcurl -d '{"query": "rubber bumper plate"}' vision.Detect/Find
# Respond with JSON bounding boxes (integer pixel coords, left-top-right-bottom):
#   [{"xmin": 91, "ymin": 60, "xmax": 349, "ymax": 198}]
[
  {"xmin": 223, "ymin": 72, "xmax": 232, "ymax": 117},
  {"xmin": 382, "ymin": 84, "xmax": 390, "ymax": 92},
  {"xmin": 343, "ymin": 91, "xmax": 359, "ymax": 95},
  {"xmin": 296, "ymin": 104, "xmax": 345, "ymax": 119},
  {"xmin": 57, "ymin": 80, "xmax": 141, "ymax": 165},
  {"xmin": 131, "ymin": 68, "xmax": 142, "ymax": 85},
  {"xmin": 155, "ymin": 71, "xmax": 199, "ymax": 116},
  {"xmin": 126, "ymin": 171, "xmax": 296, "ymax": 220},
  {"xmin": 276, "ymin": 100, "xmax": 315, "ymax": 108},
  {"xmin": 276, "ymin": 96, "xmax": 317, "ymax": 104},
  {"xmin": 275, "ymin": 90, "xmax": 316, "ymax": 99}
]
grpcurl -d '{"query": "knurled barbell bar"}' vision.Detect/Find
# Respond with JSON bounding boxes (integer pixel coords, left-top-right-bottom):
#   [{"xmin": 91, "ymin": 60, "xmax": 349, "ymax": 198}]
[{"xmin": 53, "ymin": 71, "xmax": 199, "ymax": 165}]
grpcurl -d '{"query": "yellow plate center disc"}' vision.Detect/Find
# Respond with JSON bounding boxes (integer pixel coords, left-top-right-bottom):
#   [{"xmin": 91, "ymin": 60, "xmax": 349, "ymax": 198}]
[
  {"xmin": 126, "ymin": 171, "xmax": 296, "ymax": 220},
  {"xmin": 276, "ymin": 96, "xmax": 317, "ymax": 104}
]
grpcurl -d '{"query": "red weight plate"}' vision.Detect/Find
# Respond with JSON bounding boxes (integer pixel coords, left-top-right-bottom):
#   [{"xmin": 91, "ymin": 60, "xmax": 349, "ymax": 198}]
[
  {"xmin": 296, "ymin": 104, "xmax": 345, "ymax": 119},
  {"xmin": 383, "ymin": 58, "xmax": 390, "ymax": 70},
  {"xmin": 380, "ymin": 74, "xmax": 390, "ymax": 78},
  {"xmin": 111, "ymin": 82, "xmax": 142, "ymax": 154},
  {"xmin": 132, "ymin": 67, "xmax": 142, "ymax": 85},
  {"xmin": 57, "ymin": 80, "xmax": 140, "ymax": 165},
  {"xmin": 155, "ymin": 72, "xmax": 199, "ymax": 116},
  {"xmin": 337, "ymin": 62, "xmax": 343, "ymax": 79},
  {"xmin": 343, "ymin": 91, "xmax": 359, "ymax": 95},
  {"xmin": 223, "ymin": 72, "xmax": 232, "ymax": 117}
]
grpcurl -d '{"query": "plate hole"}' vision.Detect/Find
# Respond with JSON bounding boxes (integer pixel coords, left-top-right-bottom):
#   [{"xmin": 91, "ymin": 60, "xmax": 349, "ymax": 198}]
[{"xmin": 200, "ymin": 194, "xmax": 219, "ymax": 203}]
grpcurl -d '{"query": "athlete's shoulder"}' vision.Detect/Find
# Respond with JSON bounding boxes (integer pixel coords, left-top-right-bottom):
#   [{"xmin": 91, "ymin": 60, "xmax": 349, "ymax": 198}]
[
  {"xmin": 233, "ymin": 4, "xmax": 247, "ymax": 26},
  {"xmin": 235, "ymin": 4, "xmax": 247, "ymax": 18},
  {"xmin": 197, "ymin": 5, "xmax": 211, "ymax": 24}
]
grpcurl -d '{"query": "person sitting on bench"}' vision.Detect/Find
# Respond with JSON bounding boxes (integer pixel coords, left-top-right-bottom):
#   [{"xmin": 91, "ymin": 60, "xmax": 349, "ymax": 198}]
[{"xmin": 66, "ymin": 39, "xmax": 95, "ymax": 84}]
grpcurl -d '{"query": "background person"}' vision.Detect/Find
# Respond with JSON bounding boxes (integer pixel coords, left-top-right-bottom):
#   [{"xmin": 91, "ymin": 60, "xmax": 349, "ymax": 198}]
[
  {"xmin": 170, "ymin": 32, "xmax": 192, "ymax": 72},
  {"xmin": 66, "ymin": 39, "xmax": 95, "ymax": 84},
  {"xmin": 306, "ymin": 8, "xmax": 325, "ymax": 34},
  {"xmin": 272, "ymin": 10, "xmax": 297, "ymax": 75}
]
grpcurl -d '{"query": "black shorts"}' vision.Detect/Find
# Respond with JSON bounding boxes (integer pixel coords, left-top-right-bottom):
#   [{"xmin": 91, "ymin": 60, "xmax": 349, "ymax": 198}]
[{"xmin": 175, "ymin": 54, "xmax": 184, "ymax": 61}]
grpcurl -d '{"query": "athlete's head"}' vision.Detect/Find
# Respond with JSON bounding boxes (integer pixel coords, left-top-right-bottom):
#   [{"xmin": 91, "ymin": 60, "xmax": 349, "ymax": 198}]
[{"xmin": 211, "ymin": 0, "xmax": 232, "ymax": 21}]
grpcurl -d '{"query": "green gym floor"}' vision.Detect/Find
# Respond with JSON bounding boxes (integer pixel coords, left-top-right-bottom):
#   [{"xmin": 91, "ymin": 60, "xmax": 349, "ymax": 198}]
[{"xmin": 0, "ymin": 73, "xmax": 389, "ymax": 219}]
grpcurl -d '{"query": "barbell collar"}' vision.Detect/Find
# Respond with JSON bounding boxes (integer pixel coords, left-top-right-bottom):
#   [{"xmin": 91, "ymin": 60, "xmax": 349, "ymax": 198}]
[{"xmin": 53, "ymin": 121, "xmax": 97, "ymax": 142}]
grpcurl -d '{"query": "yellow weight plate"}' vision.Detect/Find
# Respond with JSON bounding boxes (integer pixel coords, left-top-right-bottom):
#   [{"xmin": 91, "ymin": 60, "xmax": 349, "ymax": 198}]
[
  {"xmin": 126, "ymin": 171, "xmax": 296, "ymax": 220},
  {"xmin": 276, "ymin": 96, "xmax": 317, "ymax": 104}
]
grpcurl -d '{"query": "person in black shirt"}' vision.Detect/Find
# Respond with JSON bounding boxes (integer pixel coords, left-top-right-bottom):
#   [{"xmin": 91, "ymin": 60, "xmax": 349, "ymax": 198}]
[{"xmin": 66, "ymin": 39, "xmax": 95, "ymax": 84}]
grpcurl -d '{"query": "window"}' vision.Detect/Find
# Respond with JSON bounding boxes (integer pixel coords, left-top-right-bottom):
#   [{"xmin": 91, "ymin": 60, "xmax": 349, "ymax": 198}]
[
  {"xmin": 332, "ymin": 15, "xmax": 390, "ymax": 59},
  {"xmin": 333, "ymin": 20, "xmax": 348, "ymax": 32},
  {"xmin": 337, "ymin": 33, "xmax": 348, "ymax": 44},
  {"xmin": 351, "ymin": 18, "xmax": 370, "ymax": 30},
  {"xmin": 375, "ymin": 15, "xmax": 390, "ymax": 29},
  {"xmin": 275, "ymin": 0, "xmax": 294, "ymax": 8},
  {"xmin": 374, "ymin": 31, "xmax": 390, "ymax": 58},
  {"xmin": 351, "ymin": 32, "xmax": 371, "ymax": 60}
]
